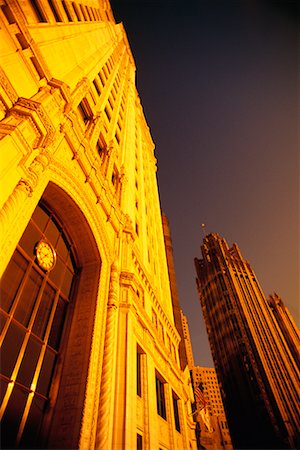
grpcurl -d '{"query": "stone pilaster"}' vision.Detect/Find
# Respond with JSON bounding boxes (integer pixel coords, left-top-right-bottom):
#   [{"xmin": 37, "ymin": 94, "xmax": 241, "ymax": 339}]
[
  {"xmin": 95, "ymin": 262, "xmax": 120, "ymax": 450},
  {"xmin": 0, "ymin": 153, "xmax": 49, "ymax": 273}
]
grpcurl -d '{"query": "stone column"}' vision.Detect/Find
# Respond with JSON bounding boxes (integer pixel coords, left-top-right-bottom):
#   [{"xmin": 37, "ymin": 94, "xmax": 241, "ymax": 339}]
[
  {"xmin": 0, "ymin": 153, "xmax": 49, "ymax": 273},
  {"xmin": 95, "ymin": 262, "xmax": 120, "ymax": 450}
]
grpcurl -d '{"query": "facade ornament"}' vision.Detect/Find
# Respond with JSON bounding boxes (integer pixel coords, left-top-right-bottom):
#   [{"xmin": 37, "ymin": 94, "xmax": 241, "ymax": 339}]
[
  {"xmin": 10, "ymin": 97, "xmax": 55, "ymax": 148},
  {"xmin": 0, "ymin": 178, "xmax": 32, "ymax": 244},
  {"xmin": 25, "ymin": 152, "xmax": 50, "ymax": 190},
  {"xmin": 72, "ymin": 77, "xmax": 90, "ymax": 107},
  {"xmin": 0, "ymin": 66, "xmax": 18, "ymax": 104},
  {"xmin": 86, "ymin": 112, "xmax": 103, "ymax": 149},
  {"xmin": 48, "ymin": 78, "xmax": 72, "ymax": 113}
]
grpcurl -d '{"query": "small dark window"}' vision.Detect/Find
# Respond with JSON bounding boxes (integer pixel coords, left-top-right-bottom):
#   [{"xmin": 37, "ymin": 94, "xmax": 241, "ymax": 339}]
[
  {"xmin": 97, "ymin": 142, "xmax": 104, "ymax": 158},
  {"xmin": 104, "ymin": 106, "xmax": 111, "ymax": 121},
  {"xmin": 111, "ymin": 167, "xmax": 119, "ymax": 189},
  {"xmin": 31, "ymin": 57, "xmax": 44, "ymax": 79},
  {"xmin": 80, "ymin": 4, "xmax": 88, "ymax": 21},
  {"xmin": 93, "ymin": 79, "xmax": 101, "ymax": 96},
  {"xmin": 137, "ymin": 348, "xmax": 142, "ymax": 397},
  {"xmin": 156, "ymin": 373, "xmax": 166, "ymax": 419},
  {"xmin": 137, "ymin": 433, "xmax": 143, "ymax": 450},
  {"xmin": 1, "ymin": 5, "xmax": 15, "ymax": 24},
  {"xmin": 72, "ymin": 2, "xmax": 81, "ymax": 21},
  {"xmin": 61, "ymin": 0, "xmax": 72, "ymax": 21},
  {"xmin": 16, "ymin": 33, "xmax": 29, "ymax": 50},
  {"xmin": 78, "ymin": 101, "xmax": 90, "ymax": 124},
  {"xmin": 29, "ymin": 0, "xmax": 47, "ymax": 22},
  {"xmin": 172, "ymin": 392, "xmax": 181, "ymax": 432},
  {"xmin": 48, "ymin": 0, "xmax": 62, "ymax": 21}
]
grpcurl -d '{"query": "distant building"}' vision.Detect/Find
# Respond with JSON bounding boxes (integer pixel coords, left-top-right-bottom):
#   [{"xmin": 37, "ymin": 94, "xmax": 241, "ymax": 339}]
[
  {"xmin": 181, "ymin": 311, "xmax": 232, "ymax": 450},
  {"xmin": 194, "ymin": 233, "xmax": 300, "ymax": 449},
  {"xmin": 0, "ymin": 1, "xmax": 197, "ymax": 448},
  {"xmin": 181, "ymin": 310, "xmax": 195, "ymax": 369},
  {"xmin": 193, "ymin": 367, "xmax": 233, "ymax": 450}
]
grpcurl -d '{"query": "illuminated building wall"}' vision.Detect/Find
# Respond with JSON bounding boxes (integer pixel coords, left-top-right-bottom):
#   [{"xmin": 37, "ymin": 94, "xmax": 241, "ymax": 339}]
[
  {"xmin": 0, "ymin": 1, "xmax": 196, "ymax": 448},
  {"xmin": 194, "ymin": 233, "xmax": 300, "ymax": 449}
]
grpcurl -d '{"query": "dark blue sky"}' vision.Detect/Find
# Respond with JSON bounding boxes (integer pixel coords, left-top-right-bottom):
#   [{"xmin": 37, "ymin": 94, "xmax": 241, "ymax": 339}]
[{"xmin": 111, "ymin": 0, "xmax": 299, "ymax": 366}]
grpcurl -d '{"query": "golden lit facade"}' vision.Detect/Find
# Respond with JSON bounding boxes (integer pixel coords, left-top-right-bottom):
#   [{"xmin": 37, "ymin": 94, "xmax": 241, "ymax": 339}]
[
  {"xmin": 0, "ymin": 1, "xmax": 196, "ymax": 448},
  {"xmin": 195, "ymin": 233, "xmax": 300, "ymax": 450}
]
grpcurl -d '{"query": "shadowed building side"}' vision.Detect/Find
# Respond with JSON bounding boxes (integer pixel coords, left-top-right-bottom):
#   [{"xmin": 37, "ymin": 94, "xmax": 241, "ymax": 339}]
[
  {"xmin": 162, "ymin": 213, "xmax": 188, "ymax": 371},
  {"xmin": 194, "ymin": 233, "xmax": 300, "ymax": 450}
]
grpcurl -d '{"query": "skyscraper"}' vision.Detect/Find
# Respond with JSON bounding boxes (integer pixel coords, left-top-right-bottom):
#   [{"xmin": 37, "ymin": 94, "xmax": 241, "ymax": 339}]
[
  {"xmin": 0, "ymin": 1, "xmax": 196, "ymax": 448},
  {"xmin": 194, "ymin": 233, "xmax": 300, "ymax": 449}
]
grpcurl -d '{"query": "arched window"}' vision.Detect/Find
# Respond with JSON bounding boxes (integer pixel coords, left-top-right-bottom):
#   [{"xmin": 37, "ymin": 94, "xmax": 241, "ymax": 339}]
[{"xmin": 0, "ymin": 202, "xmax": 78, "ymax": 448}]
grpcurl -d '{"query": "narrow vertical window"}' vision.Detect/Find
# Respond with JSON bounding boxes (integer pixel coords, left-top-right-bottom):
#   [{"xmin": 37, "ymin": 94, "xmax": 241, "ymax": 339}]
[
  {"xmin": 137, "ymin": 433, "xmax": 143, "ymax": 450},
  {"xmin": 172, "ymin": 392, "xmax": 181, "ymax": 432},
  {"xmin": 155, "ymin": 373, "xmax": 166, "ymax": 419},
  {"xmin": 137, "ymin": 348, "xmax": 142, "ymax": 397},
  {"xmin": 48, "ymin": 0, "xmax": 62, "ymax": 21},
  {"xmin": 78, "ymin": 100, "xmax": 90, "ymax": 125},
  {"xmin": 61, "ymin": 0, "xmax": 72, "ymax": 21},
  {"xmin": 29, "ymin": 0, "xmax": 47, "ymax": 22}
]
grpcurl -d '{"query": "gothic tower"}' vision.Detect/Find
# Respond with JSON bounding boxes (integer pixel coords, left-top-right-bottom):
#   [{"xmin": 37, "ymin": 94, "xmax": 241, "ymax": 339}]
[{"xmin": 194, "ymin": 233, "xmax": 300, "ymax": 449}]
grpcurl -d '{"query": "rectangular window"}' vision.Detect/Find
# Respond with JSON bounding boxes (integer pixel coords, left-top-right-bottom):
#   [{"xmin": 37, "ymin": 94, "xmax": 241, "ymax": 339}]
[
  {"xmin": 31, "ymin": 57, "xmax": 44, "ymax": 79},
  {"xmin": 156, "ymin": 373, "xmax": 166, "ymax": 419},
  {"xmin": 93, "ymin": 79, "xmax": 101, "ymax": 96},
  {"xmin": 78, "ymin": 101, "xmax": 90, "ymax": 124},
  {"xmin": 48, "ymin": 0, "xmax": 62, "ymax": 21},
  {"xmin": 137, "ymin": 348, "xmax": 142, "ymax": 397},
  {"xmin": 172, "ymin": 392, "xmax": 181, "ymax": 432},
  {"xmin": 137, "ymin": 433, "xmax": 143, "ymax": 450},
  {"xmin": 61, "ymin": 0, "xmax": 72, "ymax": 21},
  {"xmin": 72, "ymin": 2, "xmax": 82, "ymax": 21},
  {"xmin": 29, "ymin": 0, "xmax": 47, "ymax": 22},
  {"xmin": 104, "ymin": 106, "xmax": 111, "ymax": 122}
]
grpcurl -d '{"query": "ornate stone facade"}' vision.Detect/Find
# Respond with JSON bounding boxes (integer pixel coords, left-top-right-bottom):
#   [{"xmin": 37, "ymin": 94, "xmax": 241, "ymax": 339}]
[{"xmin": 0, "ymin": 1, "xmax": 196, "ymax": 448}]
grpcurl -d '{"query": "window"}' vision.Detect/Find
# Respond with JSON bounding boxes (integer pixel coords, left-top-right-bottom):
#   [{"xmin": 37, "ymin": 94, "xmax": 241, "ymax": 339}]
[
  {"xmin": 137, "ymin": 347, "xmax": 142, "ymax": 397},
  {"xmin": 78, "ymin": 100, "xmax": 91, "ymax": 125},
  {"xmin": 155, "ymin": 373, "xmax": 166, "ymax": 419},
  {"xmin": 172, "ymin": 392, "xmax": 181, "ymax": 432},
  {"xmin": 111, "ymin": 167, "xmax": 119, "ymax": 189},
  {"xmin": 137, "ymin": 433, "xmax": 143, "ymax": 450},
  {"xmin": 29, "ymin": 0, "xmax": 47, "ymax": 22},
  {"xmin": 96, "ymin": 138, "xmax": 106, "ymax": 159},
  {"xmin": 93, "ymin": 79, "xmax": 101, "ymax": 96},
  {"xmin": 48, "ymin": 0, "xmax": 62, "ymax": 21},
  {"xmin": 0, "ymin": 202, "xmax": 78, "ymax": 448},
  {"xmin": 61, "ymin": 0, "xmax": 72, "ymax": 21}
]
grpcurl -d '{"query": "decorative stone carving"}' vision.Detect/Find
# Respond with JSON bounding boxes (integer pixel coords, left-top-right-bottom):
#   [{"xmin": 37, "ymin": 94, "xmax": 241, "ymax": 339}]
[
  {"xmin": 0, "ymin": 67, "xmax": 18, "ymax": 104},
  {"xmin": 48, "ymin": 78, "xmax": 72, "ymax": 112},
  {"xmin": 10, "ymin": 97, "xmax": 55, "ymax": 148},
  {"xmin": 72, "ymin": 77, "xmax": 90, "ymax": 107}
]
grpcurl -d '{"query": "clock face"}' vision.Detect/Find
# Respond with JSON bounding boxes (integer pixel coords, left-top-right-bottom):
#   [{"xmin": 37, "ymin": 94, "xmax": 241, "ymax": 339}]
[{"xmin": 35, "ymin": 240, "xmax": 56, "ymax": 271}]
